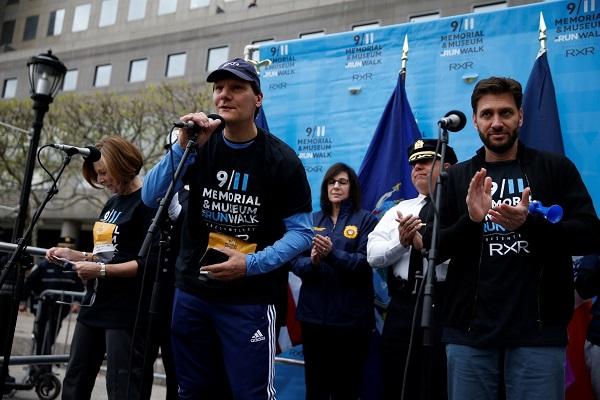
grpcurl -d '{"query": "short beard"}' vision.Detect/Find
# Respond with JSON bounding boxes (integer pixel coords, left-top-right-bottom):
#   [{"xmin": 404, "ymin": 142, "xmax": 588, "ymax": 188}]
[{"xmin": 478, "ymin": 128, "xmax": 519, "ymax": 155}]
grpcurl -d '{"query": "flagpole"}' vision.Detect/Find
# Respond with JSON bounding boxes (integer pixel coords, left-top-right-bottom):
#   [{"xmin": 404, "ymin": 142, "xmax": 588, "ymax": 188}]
[
  {"xmin": 538, "ymin": 12, "xmax": 547, "ymax": 56},
  {"xmin": 400, "ymin": 34, "xmax": 409, "ymax": 81},
  {"xmin": 398, "ymin": 32, "xmax": 440, "ymax": 400},
  {"xmin": 520, "ymin": 11, "xmax": 564, "ymax": 154}
]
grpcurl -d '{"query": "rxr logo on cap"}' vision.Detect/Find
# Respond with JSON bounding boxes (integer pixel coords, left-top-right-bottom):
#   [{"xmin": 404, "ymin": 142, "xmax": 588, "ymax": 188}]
[{"xmin": 222, "ymin": 61, "xmax": 241, "ymax": 68}]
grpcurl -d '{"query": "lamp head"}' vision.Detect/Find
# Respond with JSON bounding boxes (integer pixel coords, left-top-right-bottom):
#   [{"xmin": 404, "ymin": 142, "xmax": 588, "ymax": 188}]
[{"xmin": 27, "ymin": 50, "xmax": 67, "ymax": 99}]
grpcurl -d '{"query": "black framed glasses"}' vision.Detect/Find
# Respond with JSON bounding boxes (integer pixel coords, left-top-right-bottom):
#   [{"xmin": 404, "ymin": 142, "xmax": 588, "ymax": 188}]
[{"xmin": 327, "ymin": 178, "xmax": 349, "ymax": 186}]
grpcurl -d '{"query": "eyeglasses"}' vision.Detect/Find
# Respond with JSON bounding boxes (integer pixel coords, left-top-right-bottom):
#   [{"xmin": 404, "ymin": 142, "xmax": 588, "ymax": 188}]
[{"xmin": 327, "ymin": 178, "xmax": 349, "ymax": 186}]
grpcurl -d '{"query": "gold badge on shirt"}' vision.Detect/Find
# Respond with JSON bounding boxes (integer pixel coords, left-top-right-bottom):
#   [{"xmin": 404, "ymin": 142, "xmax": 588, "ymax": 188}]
[{"xmin": 343, "ymin": 225, "xmax": 358, "ymax": 239}]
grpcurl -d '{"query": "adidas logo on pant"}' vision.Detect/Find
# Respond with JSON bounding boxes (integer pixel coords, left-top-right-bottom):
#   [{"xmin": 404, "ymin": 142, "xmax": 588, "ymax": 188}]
[{"xmin": 250, "ymin": 329, "xmax": 266, "ymax": 343}]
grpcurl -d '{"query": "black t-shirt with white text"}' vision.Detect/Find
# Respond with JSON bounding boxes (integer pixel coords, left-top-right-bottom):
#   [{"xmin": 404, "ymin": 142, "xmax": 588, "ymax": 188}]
[
  {"xmin": 78, "ymin": 189, "xmax": 153, "ymax": 329},
  {"xmin": 177, "ymin": 128, "xmax": 312, "ymax": 304},
  {"xmin": 444, "ymin": 160, "xmax": 556, "ymax": 346}
]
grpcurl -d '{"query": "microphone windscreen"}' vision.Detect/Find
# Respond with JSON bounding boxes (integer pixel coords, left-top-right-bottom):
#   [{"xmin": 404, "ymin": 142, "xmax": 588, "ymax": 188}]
[
  {"xmin": 444, "ymin": 110, "xmax": 467, "ymax": 132},
  {"xmin": 86, "ymin": 146, "xmax": 102, "ymax": 162}
]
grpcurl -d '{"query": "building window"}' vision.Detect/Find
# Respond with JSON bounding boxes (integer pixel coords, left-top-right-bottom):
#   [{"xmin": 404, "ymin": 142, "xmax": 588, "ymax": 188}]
[
  {"xmin": 206, "ymin": 46, "xmax": 229, "ymax": 72},
  {"xmin": 63, "ymin": 69, "xmax": 78, "ymax": 91},
  {"xmin": 47, "ymin": 9, "xmax": 65, "ymax": 36},
  {"xmin": 253, "ymin": 38, "xmax": 274, "ymax": 44},
  {"xmin": 158, "ymin": 0, "xmax": 178, "ymax": 15},
  {"xmin": 300, "ymin": 30, "xmax": 325, "ymax": 39},
  {"xmin": 166, "ymin": 53, "xmax": 186, "ymax": 77},
  {"xmin": 99, "ymin": 0, "xmax": 119, "ymax": 27},
  {"xmin": 94, "ymin": 64, "xmax": 112, "ymax": 87},
  {"xmin": 1, "ymin": 20, "xmax": 15, "ymax": 45},
  {"xmin": 23, "ymin": 15, "xmax": 39, "ymax": 41},
  {"xmin": 2, "ymin": 78, "xmax": 17, "ymax": 99},
  {"xmin": 190, "ymin": 0, "xmax": 209, "ymax": 8},
  {"xmin": 129, "ymin": 58, "xmax": 148, "ymax": 82},
  {"xmin": 128, "ymin": 0, "xmax": 147, "ymax": 21},
  {"xmin": 473, "ymin": 2, "xmax": 507, "ymax": 13},
  {"xmin": 72, "ymin": 4, "xmax": 92, "ymax": 32},
  {"xmin": 352, "ymin": 22, "xmax": 380, "ymax": 31},
  {"xmin": 410, "ymin": 12, "xmax": 440, "ymax": 22}
]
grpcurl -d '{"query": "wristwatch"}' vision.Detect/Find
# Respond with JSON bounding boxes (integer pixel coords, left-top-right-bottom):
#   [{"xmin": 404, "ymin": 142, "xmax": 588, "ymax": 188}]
[{"xmin": 98, "ymin": 262, "xmax": 107, "ymax": 278}]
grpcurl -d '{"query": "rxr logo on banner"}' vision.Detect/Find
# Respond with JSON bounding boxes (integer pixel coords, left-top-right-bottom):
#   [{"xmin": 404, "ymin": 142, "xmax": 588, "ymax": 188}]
[
  {"xmin": 565, "ymin": 46, "xmax": 595, "ymax": 56},
  {"xmin": 449, "ymin": 61, "xmax": 474, "ymax": 70}
]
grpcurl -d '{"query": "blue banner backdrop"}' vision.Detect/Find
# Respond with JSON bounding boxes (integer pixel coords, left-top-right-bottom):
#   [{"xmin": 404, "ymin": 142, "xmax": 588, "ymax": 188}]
[{"xmin": 260, "ymin": 0, "xmax": 600, "ymax": 211}]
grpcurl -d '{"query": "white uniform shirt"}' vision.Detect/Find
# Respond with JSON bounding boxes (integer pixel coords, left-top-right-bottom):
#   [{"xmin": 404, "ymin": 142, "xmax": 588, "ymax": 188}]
[{"xmin": 367, "ymin": 193, "xmax": 447, "ymax": 281}]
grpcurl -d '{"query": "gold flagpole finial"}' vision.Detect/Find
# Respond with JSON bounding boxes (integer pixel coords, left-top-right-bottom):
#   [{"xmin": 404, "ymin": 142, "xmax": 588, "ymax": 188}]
[
  {"xmin": 401, "ymin": 34, "xmax": 409, "ymax": 80},
  {"xmin": 538, "ymin": 12, "xmax": 547, "ymax": 56}
]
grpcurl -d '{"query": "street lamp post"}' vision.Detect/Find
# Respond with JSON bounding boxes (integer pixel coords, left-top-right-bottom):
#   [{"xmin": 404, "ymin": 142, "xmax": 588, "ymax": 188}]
[
  {"xmin": 12, "ymin": 50, "xmax": 67, "ymax": 241},
  {"xmin": 0, "ymin": 50, "xmax": 66, "ymax": 394}
]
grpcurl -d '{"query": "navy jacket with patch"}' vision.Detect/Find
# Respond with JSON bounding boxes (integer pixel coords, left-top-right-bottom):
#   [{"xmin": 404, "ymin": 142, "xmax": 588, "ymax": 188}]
[{"xmin": 291, "ymin": 201, "xmax": 378, "ymax": 329}]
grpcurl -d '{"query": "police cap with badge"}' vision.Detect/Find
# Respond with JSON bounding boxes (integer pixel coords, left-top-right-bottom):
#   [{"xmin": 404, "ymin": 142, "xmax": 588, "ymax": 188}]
[{"xmin": 407, "ymin": 139, "xmax": 458, "ymax": 165}]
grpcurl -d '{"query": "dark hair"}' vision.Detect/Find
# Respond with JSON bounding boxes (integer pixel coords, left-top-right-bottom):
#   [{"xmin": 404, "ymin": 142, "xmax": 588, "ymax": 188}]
[
  {"xmin": 249, "ymin": 81, "xmax": 261, "ymax": 96},
  {"xmin": 320, "ymin": 163, "xmax": 361, "ymax": 215},
  {"xmin": 471, "ymin": 77, "xmax": 523, "ymax": 113},
  {"xmin": 82, "ymin": 135, "xmax": 143, "ymax": 189}
]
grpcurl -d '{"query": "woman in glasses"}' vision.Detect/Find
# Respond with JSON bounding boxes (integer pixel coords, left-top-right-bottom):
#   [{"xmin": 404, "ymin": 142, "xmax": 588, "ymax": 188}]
[
  {"xmin": 291, "ymin": 162, "xmax": 378, "ymax": 400},
  {"xmin": 46, "ymin": 135, "xmax": 152, "ymax": 400}
]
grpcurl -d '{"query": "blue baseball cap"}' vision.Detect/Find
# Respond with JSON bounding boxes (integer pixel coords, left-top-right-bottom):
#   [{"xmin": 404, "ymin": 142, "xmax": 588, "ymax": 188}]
[{"xmin": 206, "ymin": 58, "xmax": 261, "ymax": 92}]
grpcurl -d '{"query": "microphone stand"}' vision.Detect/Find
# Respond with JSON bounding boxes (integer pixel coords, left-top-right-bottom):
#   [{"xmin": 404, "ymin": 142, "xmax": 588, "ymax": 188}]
[
  {"xmin": 132, "ymin": 131, "xmax": 199, "ymax": 397},
  {"xmin": 419, "ymin": 126, "xmax": 450, "ymax": 400},
  {"xmin": 0, "ymin": 153, "xmax": 74, "ymax": 394}
]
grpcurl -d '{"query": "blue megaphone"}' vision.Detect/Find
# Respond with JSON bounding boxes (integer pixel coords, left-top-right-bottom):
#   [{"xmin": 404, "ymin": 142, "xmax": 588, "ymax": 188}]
[{"xmin": 528, "ymin": 200, "xmax": 563, "ymax": 224}]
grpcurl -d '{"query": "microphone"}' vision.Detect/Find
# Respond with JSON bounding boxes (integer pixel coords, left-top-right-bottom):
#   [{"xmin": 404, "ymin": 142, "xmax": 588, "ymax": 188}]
[
  {"xmin": 528, "ymin": 200, "xmax": 563, "ymax": 224},
  {"xmin": 438, "ymin": 110, "xmax": 467, "ymax": 132},
  {"xmin": 173, "ymin": 113, "xmax": 225, "ymax": 132},
  {"xmin": 51, "ymin": 144, "xmax": 101, "ymax": 162}
]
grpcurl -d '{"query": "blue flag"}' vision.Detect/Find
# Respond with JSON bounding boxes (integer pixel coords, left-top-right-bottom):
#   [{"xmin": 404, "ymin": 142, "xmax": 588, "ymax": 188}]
[
  {"xmin": 255, "ymin": 106, "xmax": 270, "ymax": 132},
  {"xmin": 520, "ymin": 51, "xmax": 564, "ymax": 154},
  {"xmin": 358, "ymin": 75, "xmax": 421, "ymax": 216}
]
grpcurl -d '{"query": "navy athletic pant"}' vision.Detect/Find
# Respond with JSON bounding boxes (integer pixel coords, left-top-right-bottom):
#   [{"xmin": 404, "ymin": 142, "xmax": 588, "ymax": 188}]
[{"xmin": 171, "ymin": 288, "xmax": 277, "ymax": 400}]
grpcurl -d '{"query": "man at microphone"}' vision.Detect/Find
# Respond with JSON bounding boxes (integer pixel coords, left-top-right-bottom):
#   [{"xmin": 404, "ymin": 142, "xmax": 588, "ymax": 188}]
[
  {"xmin": 142, "ymin": 58, "xmax": 312, "ymax": 400},
  {"xmin": 428, "ymin": 77, "xmax": 600, "ymax": 399}
]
